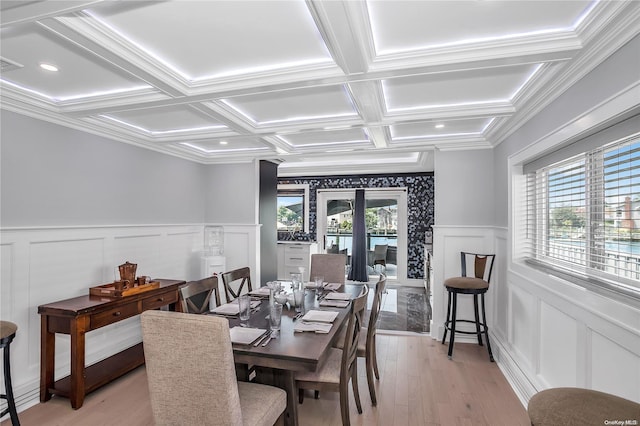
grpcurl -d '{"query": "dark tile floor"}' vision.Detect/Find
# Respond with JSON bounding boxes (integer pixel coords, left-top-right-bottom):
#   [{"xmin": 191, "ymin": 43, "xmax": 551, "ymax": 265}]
[{"xmin": 358, "ymin": 282, "xmax": 432, "ymax": 333}]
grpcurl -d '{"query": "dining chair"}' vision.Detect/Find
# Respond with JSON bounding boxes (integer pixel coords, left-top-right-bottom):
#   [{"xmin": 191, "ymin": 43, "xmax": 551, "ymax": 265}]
[
  {"xmin": 296, "ymin": 284, "xmax": 369, "ymax": 426},
  {"xmin": 442, "ymin": 251, "xmax": 496, "ymax": 361},
  {"xmin": 221, "ymin": 267, "xmax": 253, "ymax": 303},
  {"xmin": 309, "ymin": 253, "xmax": 347, "ymax": 285},
  {"xmin": 141, "ymin": 310, "xmax": 286, "ymax": 426},
  {"xmin": 334, "ymin": 274, "xmax": 387, "ymax": 405},
  {"xmin": 179, "ymin": 276, "xmax": 221, "ymax": 314},
  {"xmin": 372, "ymin": 244, "xmax": 388, "ymax": 272}
]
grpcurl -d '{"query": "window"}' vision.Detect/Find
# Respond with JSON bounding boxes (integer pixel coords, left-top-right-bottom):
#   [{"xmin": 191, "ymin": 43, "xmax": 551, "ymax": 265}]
[
  {"xmin": 526, "ymin": 134, "xmax": 640, "ymax": 294},
  {"xmin": 277, "ymin": 184, "xmax": 309, "ymax": 236}
]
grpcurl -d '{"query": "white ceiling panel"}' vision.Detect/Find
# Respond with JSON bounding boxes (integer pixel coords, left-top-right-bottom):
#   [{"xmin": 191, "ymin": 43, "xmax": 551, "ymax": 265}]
[
  {"xmin": 0, "ymin": 22, "xmax": 151, "ymax": 102},
  {"xmin": 278, "ymin": 128, "xmax": 372, "ymax": 149},
  {"xmin": 382, "ymin": 64, "xmax": 538, "ymax": 113},
  {"xmin": 87, "ymin": 1, "xmax": 335, "ymax": 82},
  {"xmin": 180, "ymin": 136, "xmax": 273, "ymax": 155},
  {"xmin": 99, "ymin": 105, "xmax": 228, "ymax": 135},
  {"xmin": 0, "ymin": 0, "xmax": 636, "ymax": 174},
  {"xmin": 221, "ymin": 85, "xmax": 359, "ymax": 126},
  {"xmin": 390, "ymin": 118, "xmax": 492, "ymax": 141},
  {"xmin": 367, "ymin": 0, "xmax": 594, "ymax": 55}
]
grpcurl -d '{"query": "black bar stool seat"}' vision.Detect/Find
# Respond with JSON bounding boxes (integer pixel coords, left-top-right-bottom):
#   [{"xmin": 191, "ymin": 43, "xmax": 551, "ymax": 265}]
[{"xmin": 1, "ymin": 321, "xmax": 19, "ymax": 425}]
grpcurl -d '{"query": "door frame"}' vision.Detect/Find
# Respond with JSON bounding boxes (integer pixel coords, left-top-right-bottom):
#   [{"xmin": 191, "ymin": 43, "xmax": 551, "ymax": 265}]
[{"xmin": 316, "ymin": 188, "xmax": 408, "ymax": 282}]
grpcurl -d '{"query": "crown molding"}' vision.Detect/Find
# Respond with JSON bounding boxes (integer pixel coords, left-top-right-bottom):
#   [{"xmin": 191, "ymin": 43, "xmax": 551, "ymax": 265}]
[{"xmin": 490, "ymin": 1, "xmax": 640, "ymax": 147}]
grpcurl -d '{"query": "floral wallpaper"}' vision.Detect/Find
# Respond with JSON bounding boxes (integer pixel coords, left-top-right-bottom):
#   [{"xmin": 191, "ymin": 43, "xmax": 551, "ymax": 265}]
[{"xmin": 278, "ymin": 173, "xmax": 434, "ymax": 279}]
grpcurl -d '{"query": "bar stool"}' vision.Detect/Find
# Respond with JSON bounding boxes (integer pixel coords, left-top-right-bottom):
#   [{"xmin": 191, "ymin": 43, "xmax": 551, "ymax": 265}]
[
  {"xmin": 528, "ymin": 387, "xmax": 640, "ymax": 425},
  {"xmin": 1, "ymin": 321, "xmax": 20, "ymax": 425},
  {"xmin": 442, "ymin": 252, "xmax": 495, "ymax": 362}
]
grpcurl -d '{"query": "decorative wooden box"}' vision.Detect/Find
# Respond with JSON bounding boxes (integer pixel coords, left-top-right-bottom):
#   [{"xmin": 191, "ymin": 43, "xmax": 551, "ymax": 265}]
[{"xmin": 89, "ymin": 281, "xmax": 160, "ymax": 298}]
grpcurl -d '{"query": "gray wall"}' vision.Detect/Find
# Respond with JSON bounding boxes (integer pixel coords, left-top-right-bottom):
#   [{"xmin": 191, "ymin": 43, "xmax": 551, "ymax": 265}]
[
  {"xmin": 204, "ymin": 162, "xmax": 257, "ymax": 224},
  {"xmin": 434, "ymin": 148, "xmax": 494, "ymax": 226},
  {"xmin": 1, "ymin": 111, "xmax": 206, "ymax": 226}
]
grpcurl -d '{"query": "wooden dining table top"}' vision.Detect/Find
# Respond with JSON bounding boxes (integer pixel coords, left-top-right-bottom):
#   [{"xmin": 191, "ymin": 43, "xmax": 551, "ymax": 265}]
[{"xmin": 214, "ymin": 283, "xmax": 363, "ymax": 373}]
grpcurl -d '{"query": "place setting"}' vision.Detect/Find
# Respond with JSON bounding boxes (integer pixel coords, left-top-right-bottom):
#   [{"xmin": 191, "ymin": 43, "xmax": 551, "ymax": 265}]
[{"xmin": 293, "ymin": 309, "xmax": 340, "ymax": 334}]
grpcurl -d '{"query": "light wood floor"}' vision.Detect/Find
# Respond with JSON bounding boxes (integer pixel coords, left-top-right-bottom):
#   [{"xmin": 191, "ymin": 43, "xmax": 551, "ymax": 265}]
[{"xmin": 4, "ymin": 334, "xmax": 530, "ymax": 426}]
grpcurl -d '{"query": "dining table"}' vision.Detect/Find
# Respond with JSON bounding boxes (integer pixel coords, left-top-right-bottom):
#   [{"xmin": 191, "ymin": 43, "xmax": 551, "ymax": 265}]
[{"xmin": 210, "ymin": 282, "xmax": 363, "ymax": 426}]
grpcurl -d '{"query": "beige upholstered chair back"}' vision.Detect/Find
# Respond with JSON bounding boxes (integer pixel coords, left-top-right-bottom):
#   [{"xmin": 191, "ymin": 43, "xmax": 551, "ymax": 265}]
[
  {"xmin": 310, "ymin": 253, "xmax": 347, "ymax": 285},
  {"xmin": 141, "ymin": 310, "xmax": 243, "ymax": 426}
]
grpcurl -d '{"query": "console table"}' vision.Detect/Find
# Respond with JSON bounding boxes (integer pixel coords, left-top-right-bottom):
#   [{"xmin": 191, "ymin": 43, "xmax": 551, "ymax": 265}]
[{"xmin": 38, "ymin": 278, "xmax": 185, "ymax": 409}]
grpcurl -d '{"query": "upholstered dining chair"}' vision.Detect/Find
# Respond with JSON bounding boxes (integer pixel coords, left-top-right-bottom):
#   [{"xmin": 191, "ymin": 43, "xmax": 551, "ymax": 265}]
[
  {"xmin": 141, "ymin": 310, "xmax": 286, "ymax": 426},
  {"xmin": 372, "ymin": 244, "xmax": 388, "ymax": 272},
  {"xmin": 179, "ymin": 276, "xmax": 221, "ymax": 314},
  {"xmin": 221, "ymin": 267, "xmax": 253, "ymax": 303},
  {"xmin": 442, "ymin": 252, "xmax": 496, "ymax": 361},
  {"xmin": 296, "ymin": 284, "xmax": 369, "ymax": 426},
  {"xmin": 309, "ymin": 253, "xmax": 347, "ymax": 285},
  {"xmin": 334, "ymin": 274, "xmax": 387, "ymax": 406}
]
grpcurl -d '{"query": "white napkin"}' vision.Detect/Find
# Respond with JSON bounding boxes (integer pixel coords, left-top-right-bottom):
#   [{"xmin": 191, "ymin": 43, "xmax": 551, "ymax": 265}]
[
  {"xmin": 229, "ymin": 327, "xmax": 267, "ymax": 344},
  {"xmin": 229, "ymin": 299, "xmax": 262, "ymax": 309},
  {"xmin": 249, "ymin": 287, "xmax": 271, "ymax": 297},
  {"xmin": 323, "ymin": 283, "xmax": 341, "ymax": 291},
  {"xmin": 319, "ymin": 299, "xmax": 350, "ymax": 308},
  {"xmin": 294, "ymin": 322, "xmax": 332, "ymax": 334},
  {"xmin": 301, "ymin": 310, "xmax": 339, "ymax": 323},
  {"xmin": 324, "ymin": 292, "xmax": 352, "ymax": 301},
  {"xmin": 211, "ymin": 304, "xmax": 239, "ymax": 315}
]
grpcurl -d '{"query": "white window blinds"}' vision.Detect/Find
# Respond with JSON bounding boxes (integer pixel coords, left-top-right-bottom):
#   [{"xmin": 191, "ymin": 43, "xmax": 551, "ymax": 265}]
[{"xmin": 525, "ymin": 134, "xmax": 640, "ymax": 293}]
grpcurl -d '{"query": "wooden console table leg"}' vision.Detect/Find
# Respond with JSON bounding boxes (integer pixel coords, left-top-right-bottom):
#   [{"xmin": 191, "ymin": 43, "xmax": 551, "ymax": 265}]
[
  {"xmin": 40, "ymin": 315, "xmax": 55, "ymax": 402},
  {"xmin": 70, "ymin": 317, "xmax": 88, "ymax": 409}
]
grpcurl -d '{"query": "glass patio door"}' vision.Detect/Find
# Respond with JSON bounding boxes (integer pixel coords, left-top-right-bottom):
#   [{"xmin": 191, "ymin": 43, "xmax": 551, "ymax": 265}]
[{"xmin": 317, "ymin": 189, "xmax": 407, "ymax": 281}]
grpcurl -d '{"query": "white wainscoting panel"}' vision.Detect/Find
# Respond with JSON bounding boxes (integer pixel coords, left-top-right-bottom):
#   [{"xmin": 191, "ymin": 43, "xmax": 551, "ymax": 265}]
[
  {"xmin": 509, "ymin": 284, "xmax": 536, "ymax": 371},
  {"xmin": 539, "ymin": 302, "xmax": 579, "ymax": 386},
  {"xmin": 0, "ymin": 224, "xmax": 204, "ymax": 412},
  {"xmin": 216, "ymin": 224, "xmax": 261, "ymax": 288},
  {"xmin": 590, "ymin": 330, "xmax": 640, "ymax": 401},
  {"xmin": 500, "ymin": 261, "xmax": 640, "ymax": 406}
]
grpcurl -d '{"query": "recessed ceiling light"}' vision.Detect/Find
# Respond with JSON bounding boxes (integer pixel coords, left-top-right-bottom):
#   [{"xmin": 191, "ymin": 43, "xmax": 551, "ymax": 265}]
[
  {"xmin": 39, "ymin": 63, "xmax": 58, "ymax": 72},
  {"xmin": 219, "ymin": 141, "xmax": 228, "ymax": 145},
  {"xmin": 435, "ymin": 124, "xmax": 445, "ymax": 129}
]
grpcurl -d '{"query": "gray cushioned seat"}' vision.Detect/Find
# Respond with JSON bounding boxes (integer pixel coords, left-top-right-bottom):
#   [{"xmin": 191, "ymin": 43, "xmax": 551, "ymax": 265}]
[{"xmin": 528, "ymin": 387, "xmax": 640, "ymax": 426}]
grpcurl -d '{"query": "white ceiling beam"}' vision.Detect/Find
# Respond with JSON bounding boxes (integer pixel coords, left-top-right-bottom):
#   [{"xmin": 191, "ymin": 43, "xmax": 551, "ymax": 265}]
[{"xmin": 0, "ymin": 0, "xmax": 103, "ymax": 27}]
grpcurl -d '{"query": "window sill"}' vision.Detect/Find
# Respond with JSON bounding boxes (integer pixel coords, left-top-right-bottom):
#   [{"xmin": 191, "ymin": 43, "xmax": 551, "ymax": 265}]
[{"xmin": 524, "ymin": 258, "xmax": 640, "ymax": 308}]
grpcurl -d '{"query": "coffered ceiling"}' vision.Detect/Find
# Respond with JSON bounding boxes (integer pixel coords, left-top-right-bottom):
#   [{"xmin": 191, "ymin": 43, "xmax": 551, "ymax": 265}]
[{"xmin": 1, "ymin": 1, "xmax": 638, "ymax": 176}]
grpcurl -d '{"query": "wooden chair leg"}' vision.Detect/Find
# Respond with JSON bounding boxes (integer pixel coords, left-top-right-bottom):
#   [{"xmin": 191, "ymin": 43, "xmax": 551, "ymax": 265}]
[
  {"xmin": 351, "ymin": 368, "xmax": 363, "ymax": 414},
  {"xmin": 372, "ymin": 337, "xmax": 380, "ymax": 380},
  {"xmin": 339, "ymin": 381, "xmax": 350, "ymax": 426},
  {"xmin": 366, "ymin": 351, "xmax": 377, "ymax": 406}
]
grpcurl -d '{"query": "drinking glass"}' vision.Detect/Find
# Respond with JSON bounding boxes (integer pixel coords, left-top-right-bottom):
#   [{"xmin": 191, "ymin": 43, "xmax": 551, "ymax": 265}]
[
  {"xmin": 293, "ymin": 289, "xmax": 304, "ymax": 313},
  {"xmin": 269, "ymin": 302, "xmax": 283, "ymax": 337},
  {"xmin": 238, "ymin": 294, "xmax": 251, "ymax": 321},
  {"xmin": 314, "ymin": 275, "xmax": 324, "ymax": 289},
  {"xmin": 314, "ymin": 275, "xmax": 325, "ymax": 299},
  {"xmin": 274, "ymin": 292, "xmax": 288, "ymax": 306},
  {"xmin": 290, "ymin": 272, "xmax": 302, "ymax": 291}
]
